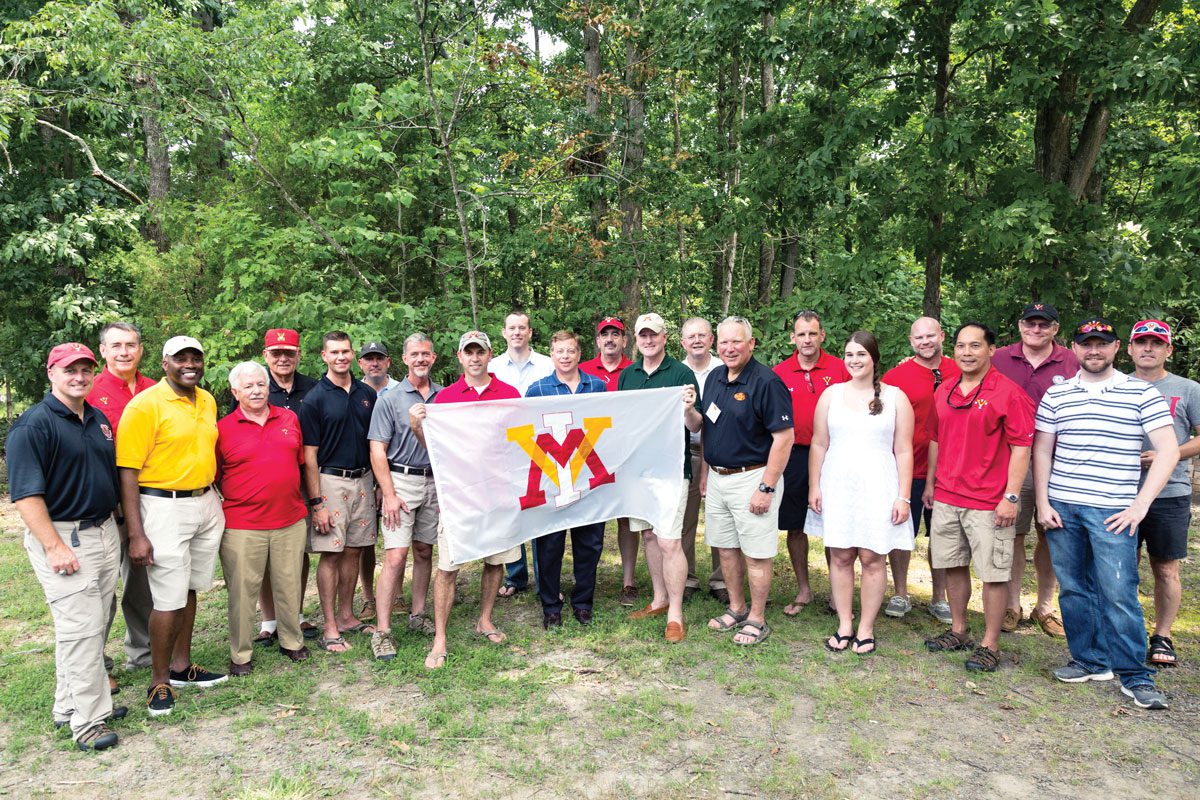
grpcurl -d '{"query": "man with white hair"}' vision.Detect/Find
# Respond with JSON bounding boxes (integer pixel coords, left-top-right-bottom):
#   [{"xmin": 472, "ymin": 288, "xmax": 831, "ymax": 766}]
[
  {"xmin": 217, "ymin": 362, "xmax": 310, "ymax": 676},
  {"xmin": 704, "ymin": 317, "xmax": 793, "ymax": 645}
]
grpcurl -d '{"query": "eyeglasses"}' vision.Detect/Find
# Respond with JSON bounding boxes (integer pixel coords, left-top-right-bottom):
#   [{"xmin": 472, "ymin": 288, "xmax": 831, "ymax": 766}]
[
  {"xmin": 1020, "ymin": 319, "xmax": 1054, "ymax": 330},
  {"xmin": 1076, "ymin": 321, "xmax": 1114, "ymax": 335},
  {"xmin": 931, "ymin": 368, "xmax": 942, "ymax": 389},
  {"xmin": 1131, "ymin": 320, "xmax": 1170, "ymax": 336},
  {"xmin": 266, "ymin": 349, "xmax": 297, "ymax": 359},
  {"xmin": 945, "ymin": 376, "xmax": 984, "ymax": 410}
]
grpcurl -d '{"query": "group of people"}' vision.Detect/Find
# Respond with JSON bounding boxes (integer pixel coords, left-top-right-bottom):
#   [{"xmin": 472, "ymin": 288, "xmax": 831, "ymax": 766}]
[{"xmin": 9, "ymin": 303, "xmax": 1196, "ymax": 752}]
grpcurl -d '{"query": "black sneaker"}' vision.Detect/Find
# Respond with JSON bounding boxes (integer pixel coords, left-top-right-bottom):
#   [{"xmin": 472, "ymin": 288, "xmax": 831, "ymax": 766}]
[
  {"xmin": 146, "ymin": 683, "xmax": 176, "ymax": 718},
  {"xmin": 75, "ymin": 723, "xmax": 118, "ymax": 752},
  {"xmin": 55, "ymin": 705, "xmax": 128, "ymax": 730},
  {"xmin": 169, "ymin": 663, "xmax": 229, "ymax": 688}
]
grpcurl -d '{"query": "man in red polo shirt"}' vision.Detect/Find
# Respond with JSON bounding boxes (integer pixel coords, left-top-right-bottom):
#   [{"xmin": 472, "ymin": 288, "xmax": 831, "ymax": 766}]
[
  {"xmin": 923, "ymin": 322, "xmax": 1034, "ymax": 673},
  {"xmin": 994, "ymin": 302, "xmax": 1077, "ymax": 638},
  {"xmin": 579, "ymin": 316, "xmax": 640, "ymax": 604},
  {"xmin": 882, "ymin": 317, "xmax": 959, "ymax": 623},
  {"xmin": 410, "ymin": 330, "xmax": 521, "ymax": 669},
  {"xmin": 89, "ymin": 321, "xmax": 158, "ymax": 678},
  {"xmin": 772, "ymin": 311, "xmax": 849, "ymax": 615},
  {"xmin": 217, "ymin": 362, "xmax": 310, "ymax": 676}
]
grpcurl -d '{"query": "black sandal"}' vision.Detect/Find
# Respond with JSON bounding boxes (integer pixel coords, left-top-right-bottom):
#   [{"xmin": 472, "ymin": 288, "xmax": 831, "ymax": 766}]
[
  {"xmin": 852, "ymin": 636, "xmax": 876, "ymax": 656},
  {"xmin": 1148, "ymin": 635, "xmax": 1178, "ymax": 667},
  {"xmin": 825, "ymin": 632, "xmax": 853, "ymax": 652}
]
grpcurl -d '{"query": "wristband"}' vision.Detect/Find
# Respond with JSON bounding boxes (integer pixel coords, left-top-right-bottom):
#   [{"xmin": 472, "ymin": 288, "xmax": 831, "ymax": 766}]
[{"xmin": 307, "ymin": 497, "xmax": 324, "ymax": 509}]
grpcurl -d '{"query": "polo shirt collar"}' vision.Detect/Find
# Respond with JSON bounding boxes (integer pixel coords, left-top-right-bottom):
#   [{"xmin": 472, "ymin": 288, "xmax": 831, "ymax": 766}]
[
  {"xmin": 791, "ymin": 350, "xmax": 830, "ymax": 373},
  {"xmin": 719, "ymin": 357, "xmax": 759, "ymax": 385},
  {"xmin": 1008, "ymin": 342, "xmax": 1070, "ymax": 367},
  {"xmin": 400, "ymin": 376, "xmax": 441, "ymax": 396},
  {"xmin": 44, "ymin": 392, "xmax": 91, "ymax": 422},
  {"xmin": 229, "ymin": 404, "xmax": 283, "ymax": 424},
  {"xmin": 157, "ymin": 377, "xmax": 201, "ymax": 403}
]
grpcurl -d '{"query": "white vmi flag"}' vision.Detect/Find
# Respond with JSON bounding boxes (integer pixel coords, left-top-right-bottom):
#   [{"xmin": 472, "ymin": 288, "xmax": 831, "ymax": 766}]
[{"xmin": 424, "ymin": 386, "xmax": 685, "ymax": 565}]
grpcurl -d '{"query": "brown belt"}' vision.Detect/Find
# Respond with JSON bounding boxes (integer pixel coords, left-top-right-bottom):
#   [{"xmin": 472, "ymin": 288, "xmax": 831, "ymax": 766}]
[{"xmin": 710, "ymin": 464, "xmax": 766, "ymax": 476}]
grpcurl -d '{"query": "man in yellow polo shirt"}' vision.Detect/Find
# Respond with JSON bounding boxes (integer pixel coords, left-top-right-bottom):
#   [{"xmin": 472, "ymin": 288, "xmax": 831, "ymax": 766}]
[{"xmin": 118, "ymin": 336, "xmax": 227, "ymax": 718}]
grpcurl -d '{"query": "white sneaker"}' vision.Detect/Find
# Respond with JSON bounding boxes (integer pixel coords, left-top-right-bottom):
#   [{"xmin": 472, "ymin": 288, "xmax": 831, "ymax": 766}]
[
  {"xmin": 884, "ymin": 595, "xmax": 913, "ymax": 618},
  {"xmin": 928, "ymin": 600, "xmax": 953, "ymax": 624}
]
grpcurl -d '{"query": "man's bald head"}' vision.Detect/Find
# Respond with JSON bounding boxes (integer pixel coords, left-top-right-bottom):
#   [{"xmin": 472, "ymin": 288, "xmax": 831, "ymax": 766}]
[{"xmin": 909, "ymin": 316, "xmax": 945, "ymax": 363}]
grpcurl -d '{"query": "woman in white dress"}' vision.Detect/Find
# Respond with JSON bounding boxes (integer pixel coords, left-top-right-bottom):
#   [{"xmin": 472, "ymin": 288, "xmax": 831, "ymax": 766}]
[{"xmin": 808, "ymin": 331, "xmax": 914, "ymax": 654}]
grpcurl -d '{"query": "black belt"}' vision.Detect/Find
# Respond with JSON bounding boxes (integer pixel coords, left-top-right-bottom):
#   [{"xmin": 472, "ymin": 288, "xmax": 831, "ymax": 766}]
[
  {"xmin": 389, "ymin": 463, "xmax": 432, "ymax": 477},
  {"xmin": 710, "ymin": 463, "xmax": 766, "ymax": 476},
  {"xmin": 55, "ymin": 516, "xmax": 111, "ymax": 531},
  {"xmin": 320, "ymin": 466, "xmax": 370, "ymax": 479},
  {"xmin": 139, "ymin": 486, "xmax": 211, "ymax": 499}
]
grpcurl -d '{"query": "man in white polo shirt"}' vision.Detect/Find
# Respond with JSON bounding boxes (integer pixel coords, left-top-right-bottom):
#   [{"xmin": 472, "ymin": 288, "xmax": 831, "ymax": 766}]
[{"xmin": 1034, "ymin": 316, "xmax": 1179, "ymax": 710}]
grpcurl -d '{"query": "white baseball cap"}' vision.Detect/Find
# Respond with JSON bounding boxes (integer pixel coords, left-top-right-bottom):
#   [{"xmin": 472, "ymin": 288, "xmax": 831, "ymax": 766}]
[{"xmin": 162, "ymin": 335, "xmax": 205, "ymax": 357}]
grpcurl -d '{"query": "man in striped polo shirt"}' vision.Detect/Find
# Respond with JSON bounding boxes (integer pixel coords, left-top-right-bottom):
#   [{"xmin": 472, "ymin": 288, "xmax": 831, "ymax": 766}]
[{"xmin": 1033, "ymin": 317, "xmax": 1180, "ymax": 710}]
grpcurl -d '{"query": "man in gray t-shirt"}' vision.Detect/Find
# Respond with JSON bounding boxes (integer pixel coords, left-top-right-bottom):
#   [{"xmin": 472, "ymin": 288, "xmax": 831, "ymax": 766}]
[
  {"xmin": 365, "ymin": 333, "xmax": 443, "ymax": 660},
  {"xmin": 1129, "ymin": 319, "xmax": 1200, "ymax": 668}
]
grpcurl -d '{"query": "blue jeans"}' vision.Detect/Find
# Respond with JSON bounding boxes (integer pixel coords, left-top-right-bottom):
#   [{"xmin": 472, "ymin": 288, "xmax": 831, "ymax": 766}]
[
  {"xmin": 504, "ymin": 542, "xmax": 538, "ymax": 590},
  {"xmin": 1046, "ymin": 501, "xmax": 1154, "ymax": 688}
]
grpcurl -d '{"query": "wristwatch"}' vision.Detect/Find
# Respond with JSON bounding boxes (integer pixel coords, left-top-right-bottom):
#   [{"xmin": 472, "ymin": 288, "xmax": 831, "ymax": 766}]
[
  {"xmin": 757, "ymin": 483, "xmax": 776, "ymax": 494},
  {"xmin": 1003, "ymin": 492, "xmax": 1019, "ymax": 504},
  {"xmin": 307, "ymin": 496, "xmax": 325, "ymax": 509}
]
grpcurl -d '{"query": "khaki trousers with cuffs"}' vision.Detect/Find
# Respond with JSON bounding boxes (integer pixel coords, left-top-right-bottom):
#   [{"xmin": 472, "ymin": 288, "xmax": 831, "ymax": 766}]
[
  {"xmin": 220, "ymin": 520, "xmax": 308, "ymax": 665},
  {"xmin": 26, "ymin": 518, "xmax": 119, "ymax": 741}
]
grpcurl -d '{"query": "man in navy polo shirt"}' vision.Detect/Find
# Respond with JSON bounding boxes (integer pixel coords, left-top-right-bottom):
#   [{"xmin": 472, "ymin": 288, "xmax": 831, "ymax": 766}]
[
  {"xmin": 300, "ymin": 331, "xmax": 378, "ymax": 654},
  {"xmin": 703, "ymin": 317, "xmax": 794, "ymax": 646},
  {"xmin": 9, "ymin": 343, "xmax": 124, "ymax": 750}
]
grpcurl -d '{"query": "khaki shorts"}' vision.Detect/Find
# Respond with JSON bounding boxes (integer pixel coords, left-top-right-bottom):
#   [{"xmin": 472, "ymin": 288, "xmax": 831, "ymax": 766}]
[
  {"xmin": 702, "ymin": 467, "xmax": 783, "ymax": 560},
  {"xmin": 309, "ymin": 473, "xmax": 377, "ymax": 553},
  {"xmin": 382, "ymin": 472, "xmax": 439, "ymax": 550},
  {"xmin": 629, "ymin": 485, "xmax": 689, "ymax": 540},
  {"xmin": 436, "ymin": 518, "xmax": 521, "ymax": 573},
  {"xmin": 929, "ymin": 501, "xmax": 1015, "ymax": 583},
  {"xmin": 1014, "ymin": 469, "xmax": 1044, "ymax": 538},
  {"xmin": 141, "ymin": 490, "xmax": 225, "ymax": 611}
]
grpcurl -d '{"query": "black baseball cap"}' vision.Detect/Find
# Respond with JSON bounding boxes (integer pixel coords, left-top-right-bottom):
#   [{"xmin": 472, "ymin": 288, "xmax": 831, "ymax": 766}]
[
  {"xmin": 1073, "ymin": 317, "xmax": 1118, "ymax": 344},
  {"xmin": 358, "ymin": 341, "xmax": 389, "ymax": 358},
  {"xmin": 1019, "ymin": 302, "xmax": 1059, "ymax": 322}
]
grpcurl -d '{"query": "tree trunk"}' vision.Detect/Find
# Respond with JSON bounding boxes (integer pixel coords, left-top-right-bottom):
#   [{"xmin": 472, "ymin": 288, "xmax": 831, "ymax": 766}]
[
  {"xmin": 755, "ymin": 12, "xmax": 777, "ymax": 307},
  {"xmin": 583, "ymin": 20, "xmax": 609, "ymax": 243},
  {"xmin": 672, "ymin": 73, "xmax": 689, "ymax": 314},
  {"xmin": 140, "ymin": 85, "xmax": 171, "ymax": 253},
  {"xmin": 719, "ymin": 46, "xmax": 743, "ymax": 317},
  {"xmin": 618, "ymin": 4, "xmax": 647, "ymax": 326},
  {"xmin": 779, "ymin": 229, "xmax": 798, "ymax": 299},
  {"xmin": 921, "ymin": 1, "xmax": 956, "ymax": 319}
]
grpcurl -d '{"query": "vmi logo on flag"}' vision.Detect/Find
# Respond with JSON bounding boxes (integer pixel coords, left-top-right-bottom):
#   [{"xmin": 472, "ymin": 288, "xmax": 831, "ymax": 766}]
[{"xmin": 507, "ymin": 413, "xmax": 615, "ymax": 510}]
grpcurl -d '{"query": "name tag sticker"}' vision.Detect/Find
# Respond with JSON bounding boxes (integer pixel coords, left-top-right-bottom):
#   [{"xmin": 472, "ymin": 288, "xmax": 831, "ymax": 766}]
[{"xmin": 706, "ymin": 402, "xmax": 722, "ymax": 423}]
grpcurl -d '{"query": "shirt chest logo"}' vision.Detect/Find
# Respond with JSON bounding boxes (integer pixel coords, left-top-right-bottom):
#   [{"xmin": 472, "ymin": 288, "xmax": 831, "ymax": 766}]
[
  {"xmin": 734, "ymin": 392, "xmax": 746, "ymax": 401},
  {"xmin": 100, "ymin": 423, "xmax": 113, "ymax": 440},
  {"xmin": 823, "ymin": 376, "xmax": 832, "ymax": 386}
]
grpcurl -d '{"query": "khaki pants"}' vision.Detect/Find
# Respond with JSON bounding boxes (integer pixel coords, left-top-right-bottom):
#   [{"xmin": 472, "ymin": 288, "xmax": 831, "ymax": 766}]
[
  {"xmin": 220, "ymin": 520, "xmax": 308, "ymax": 665},
  {"xmin": 26, "ymin": 518, "xmax": 119, "ymax": 741},
  {"xmin": 682, "ymin": 444, "xmax": 725, "ymax": 590},
  {"xmin": 102, "ymin": 520, "xmax": 153, "ymax": 672}
]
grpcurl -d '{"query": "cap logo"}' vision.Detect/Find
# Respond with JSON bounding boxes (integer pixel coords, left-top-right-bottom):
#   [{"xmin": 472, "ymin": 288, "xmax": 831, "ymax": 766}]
[
  {"xmin": 71, "ymin": 343, "xmax": 83, "ymax": 351},
  {"xmin": 1033, "ymin": 304, "xmax": 1044, "ymax": 310},
  {"xmin": 277, "ymin": 332, "xmax": 286, "ymax": 341}
]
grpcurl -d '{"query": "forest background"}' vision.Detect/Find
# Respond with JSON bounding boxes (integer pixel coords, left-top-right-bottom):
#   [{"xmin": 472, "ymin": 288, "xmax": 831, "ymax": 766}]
[{"xmin": 2, "ymin": 0, "xmax": 1198, "ymax": 408}]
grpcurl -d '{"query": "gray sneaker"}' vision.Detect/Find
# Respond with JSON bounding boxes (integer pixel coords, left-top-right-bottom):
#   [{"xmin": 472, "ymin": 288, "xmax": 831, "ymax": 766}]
[
  {"xmin": 371, "ymin": 631, "xmax": 397, "ymax": 662},
  {"xmin": 884, "ymin": 595, "xmax": 912, "ymax": 618},
  {"xmin": 927, "ymin": 600, "xmax": 952, "ymax": 625},
  {"xmin": 1052, "ymin": 661, "xmax": 1114, "ymax": 683},
  {"xmin": 1121, "ymin": 684, "xmax": 1168, "ymax": 710}
]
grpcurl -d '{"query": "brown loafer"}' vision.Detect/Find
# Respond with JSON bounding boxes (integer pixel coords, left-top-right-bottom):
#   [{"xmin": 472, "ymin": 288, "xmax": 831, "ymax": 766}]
[
  {"xmin": 629, "ymin": 602, "xmax": 668, "ymax": 620},
  {"xmin": 1033, "ymin": 609, "xmax": 1066, "ymax": 638},
  {"xmin": 229, "ymin": 660, "xmax": 253, "ymax": 677},
  {"xmin": 279, "ymin": 646, "xmax": 311, "ymax": 663},
  {"xmin": 665, "ymin": 621, "xmax": 686, "ymax": 643}
]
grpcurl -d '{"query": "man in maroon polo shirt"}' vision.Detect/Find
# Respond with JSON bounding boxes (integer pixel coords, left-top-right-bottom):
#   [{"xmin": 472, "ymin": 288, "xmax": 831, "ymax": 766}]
[
  {"xmin": 923, "ymin": 322, "xmax": 1035, "ymax": 672},
  {"xmin": 882, "ymin": 317, "xmax": 960, "ymax": 623},
  {"xmin": 993, "ymin": 302, "xmax": 1077, "ymax": 638},
  {"xmin": 579, "ymin": 316, "xmax": 639, "ymax": 604},
  {"xmin": 410, "ymin": 330, "xmax": 522, "ymax": 669},
  {"xmin": 217, "ymin": 362, "xmax": 310, "ymax": 675},
  {"xmin": 772, "ymin": 311, "xmax": 849, "ymax": 615},
  {"xmin": 89, "ymin": 321, "xmax": 158, "ymax": 678}
]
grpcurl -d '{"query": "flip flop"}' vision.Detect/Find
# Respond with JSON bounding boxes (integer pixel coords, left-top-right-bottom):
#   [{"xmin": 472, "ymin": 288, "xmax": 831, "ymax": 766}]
[
  {"xmin": 852, "ymin": 636, "xmax": 876, "ymax": 656},
  {"xmin": 476, "ymin": 629, "xmax": 506, "ymax": 644},
  {"xmin": 339, "ymin": 622, "xmax": 376, "ymax": 635},
  {"xmin": 825, "ymin": 632, "xmax": 853, "ymax": 652},
  {"xmin": 424, "ymin": 650, "xmax": 447, "ymax": 670},
  {"xmin": 318, "ymin": 636, "xmax": 351, "ymax": 653},
  {"xmin": 783, "ymin": 596, "xmax": 811, "ymax": 617}
]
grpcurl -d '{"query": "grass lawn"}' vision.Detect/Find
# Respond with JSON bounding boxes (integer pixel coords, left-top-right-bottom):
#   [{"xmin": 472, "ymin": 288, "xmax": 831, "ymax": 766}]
[{"xmin": 0, "ymin": 500, "xmax": 1197, "ymax": 799}]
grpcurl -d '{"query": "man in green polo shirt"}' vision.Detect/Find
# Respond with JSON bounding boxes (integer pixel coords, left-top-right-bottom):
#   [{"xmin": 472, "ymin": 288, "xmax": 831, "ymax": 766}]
[{"xmin": 618, "ymin": 313, "xmax": 704, "ymax": 642}]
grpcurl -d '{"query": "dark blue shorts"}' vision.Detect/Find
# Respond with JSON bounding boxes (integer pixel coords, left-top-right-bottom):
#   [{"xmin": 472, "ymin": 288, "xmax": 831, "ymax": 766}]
[{"xmin": 1137, "ymin": 495, "xmax": 1190, "ymax": 561}]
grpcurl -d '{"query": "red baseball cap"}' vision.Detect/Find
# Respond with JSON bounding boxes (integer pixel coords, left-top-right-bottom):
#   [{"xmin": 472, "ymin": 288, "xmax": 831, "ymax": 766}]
[
  {"xmin": 596, "ymin": 316, "xmax": 625, "ymax": 334},
  {"xmin": 47, "ymin": 342, "xmax": 97, "ymax": 370},
  {"xmin": 1130, "ymin": 319, "xmax": 1171, "ymax": 345},
  {"xmin": 264, "ymin": 328, "xmax": 301, "ymax": 351}
]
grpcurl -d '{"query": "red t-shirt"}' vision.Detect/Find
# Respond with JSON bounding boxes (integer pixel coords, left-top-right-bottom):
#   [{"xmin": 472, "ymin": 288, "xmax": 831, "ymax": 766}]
[
  {"xmin": 772, "ymin": 351, "xmax": 850, "ymax": 445},
  {"xmin": 883, "ymin": 356, "xmax": 961, "ymax": 479},
  {"xmin": 580, "ymin": 355, "xmax": 632, "ymax": 392},
  {"xmin": 87, "ymin": 368, "xmax": 157, "ymax": 433},
  {"xmin": 216, "ymin": 405, "xmax": 307, "ymax": 530},
  {"xmin": 434, "ymin": 375, "xmax": 521, "ymax": 403},
  {"xmin": 927, "ymin": 367, "xmax": 1035, "ymax": 510}
]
